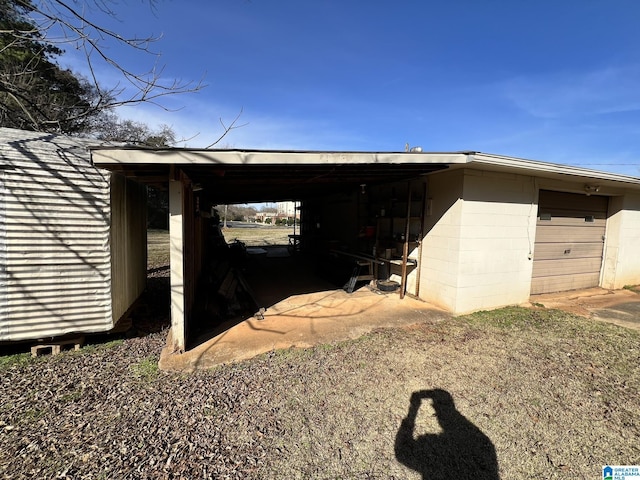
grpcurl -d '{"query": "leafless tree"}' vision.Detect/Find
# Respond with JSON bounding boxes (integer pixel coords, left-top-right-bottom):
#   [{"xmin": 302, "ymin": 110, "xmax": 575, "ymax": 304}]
[
  {"xmin": 36, "ymin": 1, "xmax": 202, "ymax": 104},
  {"xmin": 1, "ymin": 0, "xmax": 203, "ymax": 133},
  {"xmin": 2, "ymin": 0, "xmax": 248, "ymax": 143}
]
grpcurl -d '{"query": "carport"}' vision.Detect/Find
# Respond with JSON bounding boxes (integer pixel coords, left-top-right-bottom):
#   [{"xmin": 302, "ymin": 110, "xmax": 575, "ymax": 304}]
[
  {"xmin": 91, "ymin": 148, "xmax": 466, "ymax": 352},
  {"xmin": 91, "ymin": 147, "xmax": 640, "ymax": 357}
]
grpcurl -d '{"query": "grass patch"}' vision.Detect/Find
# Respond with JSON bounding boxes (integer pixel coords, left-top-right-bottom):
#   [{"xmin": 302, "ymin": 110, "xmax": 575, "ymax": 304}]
[
  {"xmin": 147, "ymin": 226, "xmax": 293, "ymax": 261},
  {"xmin": 148, "ymin": 229, "xmax": 170, "ymax": 267},
  {"xmin": 0, "ymin": 352, "xmax": 33, "ymax": 371},
  {"xmin": 59, "ymin": 389, "xmax": 83, "ymax": 404},
  {"xmin": 222, "ymin": 225, "xmax": 292, "ymax": 247},
  {"xmin": 21, "ymin": 408, "xmax": 46, "ymax": 423},
  {"xmin": 130, "ymin": 356, "xmax": 159, "ymax": 380},
  {"xmin": 2, "ymin": 307, "xmax": 640, "ymax": 479},
  {"xmin": 103, "ymin": 339, "xmax": 125, "ymax": 349},
  {"xmin": 79, "ymin": 339, "xmax": 124, "ymax": 355},
  {"xmin": 258, "ymin": 309, "xmax": 640, "ymax": 478},
  {"xmin": 461, "ymin": 305, "xmax": 570, "ymax": 330}
]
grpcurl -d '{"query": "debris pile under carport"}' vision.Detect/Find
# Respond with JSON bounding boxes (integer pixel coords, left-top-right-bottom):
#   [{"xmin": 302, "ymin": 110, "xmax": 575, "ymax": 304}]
[{"xmin": 191, "ymin": 226, "xmax": 262, "ymax": 340}]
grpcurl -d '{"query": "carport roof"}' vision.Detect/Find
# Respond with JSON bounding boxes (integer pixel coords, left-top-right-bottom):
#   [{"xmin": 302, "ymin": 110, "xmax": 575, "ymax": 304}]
[
  {"xmin": 90, "ymin": 148, "xmax": 469, "ymax": 203},
  {"xmin": 90, "ymin": 147, "xmax": 640, "ymax": 204}
]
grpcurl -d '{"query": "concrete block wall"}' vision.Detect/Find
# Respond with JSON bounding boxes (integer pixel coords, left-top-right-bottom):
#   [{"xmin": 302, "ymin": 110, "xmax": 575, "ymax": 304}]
[
  {"xmin": 419, "ymin": 169, "xmax": 464, "ymax": 311},
  {"xmin": 422, "ymin": 169, "xmax": 640, "ymax": 315},
  {"xmin": 420, "ymin": 168, "xmax": 537, "ymax": 314},
  {"xmin": 602, "ymin": 192, "xmax": 640, "ymax": 289},
  {"xmin": 455, "ymin": 170, "xmax": 537, "ymax": 313}
]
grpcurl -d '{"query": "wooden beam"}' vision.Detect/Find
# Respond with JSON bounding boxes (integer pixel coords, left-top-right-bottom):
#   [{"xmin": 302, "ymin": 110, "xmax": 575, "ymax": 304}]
[
  {"xmin": 169, "ymin": 176, "xmax": 186, "ymax": 353},
  {"xmin": 415, "ymin": 182, "xmax": 427, "ymax": 297},
  {"xmin": 400, "ymin": 184, "xmax": 412, "ymax": 299}
]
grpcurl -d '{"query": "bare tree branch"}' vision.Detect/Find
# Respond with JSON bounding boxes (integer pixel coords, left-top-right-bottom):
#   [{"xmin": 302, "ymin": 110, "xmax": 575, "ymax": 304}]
[
  {"xmin": 206, "ymin": 108, "xmax": 249, "ymax": 148},
  {"xmin": 1, "ymin": 0, "xmax": 206, "ymax": 133}
]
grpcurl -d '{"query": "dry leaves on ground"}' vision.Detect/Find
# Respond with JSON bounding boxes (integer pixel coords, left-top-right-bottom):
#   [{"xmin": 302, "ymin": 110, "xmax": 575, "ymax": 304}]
[{"xmin": 1, "ymin": 306, "xmax": 639, "ymax": 479}]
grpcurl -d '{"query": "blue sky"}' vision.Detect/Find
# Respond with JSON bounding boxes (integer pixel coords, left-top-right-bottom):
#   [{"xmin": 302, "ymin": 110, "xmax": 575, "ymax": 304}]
[{"xmin": 58, "ymin": 0, "xmax": 640, "ymax": 176}]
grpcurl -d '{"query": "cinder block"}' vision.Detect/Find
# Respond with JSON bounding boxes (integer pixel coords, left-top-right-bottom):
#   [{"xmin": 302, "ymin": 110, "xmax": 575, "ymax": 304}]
[{"xmin": 30, "ymin": 336, "xmax": 84, "ymax": 357}]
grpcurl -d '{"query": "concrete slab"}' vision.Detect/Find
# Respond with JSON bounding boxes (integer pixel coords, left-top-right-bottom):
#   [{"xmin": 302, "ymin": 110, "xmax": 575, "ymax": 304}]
[
  {"xmin": 530, "ymin": 287, "xmax": 640, "ymax": 331},
  {"xmin": 159, "ymin": 286, "xmax": 449, "ymax": 372},
  {"xmin": 159, "ymin": 239, "xmax": 639, "ymax": 372}
]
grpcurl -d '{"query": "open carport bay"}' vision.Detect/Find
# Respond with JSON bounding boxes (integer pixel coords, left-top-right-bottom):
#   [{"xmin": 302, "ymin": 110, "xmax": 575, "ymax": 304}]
[
  {"xmin": 91, "ymin": 147, "xmax": 640, "ymax": 354},
  {"xmin": 159, "ymin": 213, "xmax": 446, "ymax": 367}
]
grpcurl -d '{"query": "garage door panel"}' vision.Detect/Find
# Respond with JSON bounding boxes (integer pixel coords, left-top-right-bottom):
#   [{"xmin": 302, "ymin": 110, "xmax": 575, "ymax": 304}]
[
  {"xmin": 531, "ymin": 273, "xmax": 601, "ymax": 295},
  {"xmin": 537, "ymin": 216, "xmax": 606, "ymax": 227},
  {"xmin": 532, "ymin": 257, "xmax": 603, "ymax": 277},
  {"xmin": 538, "ymin": 191, "xmax": 608, "ymax": 212},
  {"xmin": 538, "ymin": 207, "xmax": 607, "ymax": 219},
  {"xmin": 532, "ymin": 190, "xmax": 607, "ymax": 295},
  {"xmin": 533, "ymin": 242, "xmax": 603, "ymax": 261},
  {"xmin": 535, "ymin": 225, "xmax": 605, "ymax": 243}
]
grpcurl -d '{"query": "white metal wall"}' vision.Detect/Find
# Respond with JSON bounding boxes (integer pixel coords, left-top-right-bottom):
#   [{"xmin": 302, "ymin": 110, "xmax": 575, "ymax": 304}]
[
  {"xmin": 0, "ymin": 129, "xmax": 113, "ymax": 341},
  {"xmin": 0, "ymin": 168, "xmax": 6, "ymax": 339},
  {"xmin": 110, "ymin": 173, "xmax": 147, "ymax": 323}
]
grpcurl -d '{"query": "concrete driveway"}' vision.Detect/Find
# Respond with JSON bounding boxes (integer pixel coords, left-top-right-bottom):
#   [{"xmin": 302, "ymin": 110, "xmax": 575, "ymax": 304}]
[
  {"xmin": 159, "ymin": 284, "xmax": 639, "ymax": 371},
  {"xmin": 159, "ymin": 286, "xmax": 450, "ymax": 371},
  {"xmin": 530, "ymin": 287, "xmax": 640, "ymax": 331}
]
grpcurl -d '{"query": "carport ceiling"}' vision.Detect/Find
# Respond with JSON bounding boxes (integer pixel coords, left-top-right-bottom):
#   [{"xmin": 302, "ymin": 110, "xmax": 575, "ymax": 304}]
[
  {"xmin": 91, "ymin": 149, "xmax": 471, "ymax": 204},
  {"xmin": 186, "ymin": 163, "xmax": 454, "ymax": 203}
]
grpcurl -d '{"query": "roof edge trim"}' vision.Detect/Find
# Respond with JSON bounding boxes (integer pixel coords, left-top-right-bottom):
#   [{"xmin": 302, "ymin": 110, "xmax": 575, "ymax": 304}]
[
  {"xmin": 91, "ymin": 149, "xmax": 471, "ymax": 166},
  {"xmin": 468, "ymin": 153, "xmax": 640, "ymax": 185}
]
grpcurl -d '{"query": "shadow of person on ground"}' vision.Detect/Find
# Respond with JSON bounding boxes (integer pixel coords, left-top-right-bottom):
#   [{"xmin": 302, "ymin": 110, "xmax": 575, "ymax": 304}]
[{"xmin": 395, "ymin": 389, "xmax": 500, "ymax": 480}]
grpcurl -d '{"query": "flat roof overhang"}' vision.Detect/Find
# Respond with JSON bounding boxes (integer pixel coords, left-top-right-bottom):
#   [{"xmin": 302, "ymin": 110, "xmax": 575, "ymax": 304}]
[
  {"xmin": 90, "ymin": 149, "xmax": 471, "ymax": 203},
  {"xmin": 91, "ymin": 147, "xmax": 640, "ymax": 203},
  {"xmin": 465, "ymin": 153, "xmax": 640, "ymax": 189}
]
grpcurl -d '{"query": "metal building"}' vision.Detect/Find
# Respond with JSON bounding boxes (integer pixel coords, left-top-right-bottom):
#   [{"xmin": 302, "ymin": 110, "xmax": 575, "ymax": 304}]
[{"xmin": 0, "ymin": 128, "xmax": 147, "ymax": 342}]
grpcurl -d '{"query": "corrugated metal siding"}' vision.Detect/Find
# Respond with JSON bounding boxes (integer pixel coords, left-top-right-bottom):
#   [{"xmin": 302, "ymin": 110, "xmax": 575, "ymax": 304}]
[
  {"xmin": 531, "ymin": 190, "xmax": 608, "ymax": 295},
  {"xmin": 0, "ymin": 129, "xmax": 113, "ymax": 341},
  {"xmin": 110, "ymin": 173, "xmax": 147, "ymax": 323},
  {"xmin": 0, "ymin": 169, "xmax": 7, "ymax": 339}
]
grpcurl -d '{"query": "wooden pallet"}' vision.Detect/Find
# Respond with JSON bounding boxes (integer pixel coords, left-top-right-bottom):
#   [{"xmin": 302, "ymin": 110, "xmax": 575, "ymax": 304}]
[{"xmin": 31, "ymin": 336, "xmax": 85, "ymax": 357}]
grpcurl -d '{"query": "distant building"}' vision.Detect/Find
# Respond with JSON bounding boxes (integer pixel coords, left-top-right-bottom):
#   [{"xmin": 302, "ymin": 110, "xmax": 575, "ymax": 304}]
[
  {"xmin": 255, "ymin": 210, "xmax": 277, "ymax": 223},
  {"xmin": 277, "ymin": 201, "xmax": 300, "ymax": 219}
]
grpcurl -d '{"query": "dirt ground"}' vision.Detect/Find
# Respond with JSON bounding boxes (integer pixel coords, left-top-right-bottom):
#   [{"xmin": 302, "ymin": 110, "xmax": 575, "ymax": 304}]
[
  {"xmin": 1, "ymin": 232, "xmax": 638, "ymax": 478},
  {"xmin": 2, "ymin": 300, "xmax": 639, "ymax": 479}
]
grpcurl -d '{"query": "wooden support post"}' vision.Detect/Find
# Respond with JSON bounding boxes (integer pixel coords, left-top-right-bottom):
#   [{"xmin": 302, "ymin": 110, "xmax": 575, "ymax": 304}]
[
  {"xmin": 415, "ymin": 182, "xmax": 427, "ymax": 297},
  {"xmin": 400, "ymin": 184, "xmax": 412, "ymax": 299},
  {"xmin": 169, "ymin": 176, "xmax": 186, "ymax": 353}
]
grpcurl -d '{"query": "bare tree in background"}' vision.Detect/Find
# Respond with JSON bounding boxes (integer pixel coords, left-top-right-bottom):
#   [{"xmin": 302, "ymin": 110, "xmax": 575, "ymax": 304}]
[
  {"xmin": 1, "ymin": 0, "xmax": 203, "ymax": 133},
  {"xmin": 94, "ymin": 115, "xmax": 176, "ymax": 147}
]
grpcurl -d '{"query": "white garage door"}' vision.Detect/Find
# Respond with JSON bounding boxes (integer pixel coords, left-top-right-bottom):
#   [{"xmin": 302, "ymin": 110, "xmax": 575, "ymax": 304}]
[{"xmin": 531, "ymin": 190, "xmax": 608, "ymax": 295}]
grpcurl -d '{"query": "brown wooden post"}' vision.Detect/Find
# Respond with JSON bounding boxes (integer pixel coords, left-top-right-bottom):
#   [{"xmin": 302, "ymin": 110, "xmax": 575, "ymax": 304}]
[
  {"xmin": 400, "ymin": 184, "xmax": 412, "ymax": 299},
  {"xmin": 415, "ymin": 182, "xmax": 427, "ymax": 297}
]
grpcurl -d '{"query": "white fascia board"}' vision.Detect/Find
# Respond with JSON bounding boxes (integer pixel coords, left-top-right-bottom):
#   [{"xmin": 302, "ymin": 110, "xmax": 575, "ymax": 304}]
[
  {"xmin": 467, "ymin": 153, "xmax": 640, "ymax": 187},
  {"xmin": 91, "ymin": 148, "xmax": 470, "ymax": 167}
]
